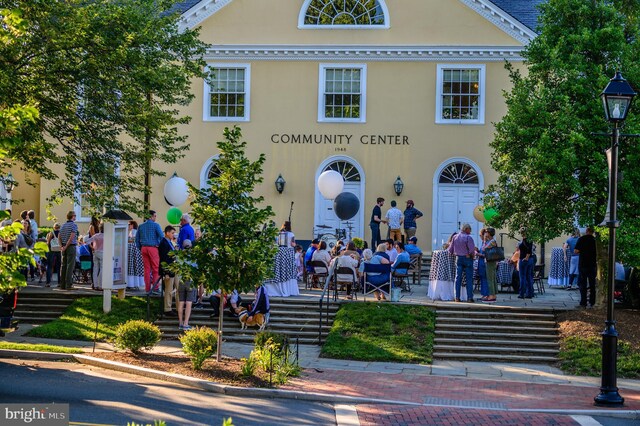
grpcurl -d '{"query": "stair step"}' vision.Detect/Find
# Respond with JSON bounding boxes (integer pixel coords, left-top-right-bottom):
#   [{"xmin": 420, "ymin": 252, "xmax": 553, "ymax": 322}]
[
  {"xmin": 437, "ymin": 318, "xmax": 557, "ymax": 327},
  {"xmin": 436, "ymin": 324, "xmax": 558, "ymax": 334},
  {"xmin": 433, "ymin": 352, "xmax": 558, "ymax": 363},
  {"xmin": 434, "ymin": 338, "xmax": 559, "ymax": 348},
  {"xmin": 10, "ymin": 316, "xmax": 53, "ymax": 324},
  {"xmin": 434, "ymin": 330, "xmax": 558, "ymax": 340},
  {"xmin": 13, "ymin": 311, "xmax": 64, "ymax": 318},
  {"xmin": 433, "ymin": 345, "xmax": 559, "ymax": 355},
  {"xmin": 156, "ymin": 322, "xmax": 331, "ymax": 331},
  {"xmin": 437, "ymin": 310, "xmax": 555, "ymax": 320}
]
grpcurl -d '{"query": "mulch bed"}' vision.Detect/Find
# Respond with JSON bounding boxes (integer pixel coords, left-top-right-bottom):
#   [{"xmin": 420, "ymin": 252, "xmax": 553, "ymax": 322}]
[
  {"xmin": 556, "ymin": 307, "xmax": 640, "ymax": 347},
  {"xmin": 90, "ymin": 352, "xmax": 271, "ymax": 388}
]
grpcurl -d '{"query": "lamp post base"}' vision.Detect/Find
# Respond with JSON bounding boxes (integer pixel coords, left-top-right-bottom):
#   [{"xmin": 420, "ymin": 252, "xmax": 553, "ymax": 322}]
[{"xmin": 594, "ymin": 389, "xmax": 624, "ymax": 407}]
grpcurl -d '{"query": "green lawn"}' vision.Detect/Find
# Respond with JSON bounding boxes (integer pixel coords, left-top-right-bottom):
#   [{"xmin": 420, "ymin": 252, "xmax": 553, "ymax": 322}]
[
  {"xmin": 26, "ymin": 296, "xmax": 150, "ymax": 341},
  {"xmin": 0, "ymin": 341, "xmax": 82, "ymax": 354},
  {"xmin": 559, "ymin": 336, "xmax": 640, "ymax": 379},
  {"xmin": 321, "ymin": 303, "xmax": 435, "ymax": 363}
]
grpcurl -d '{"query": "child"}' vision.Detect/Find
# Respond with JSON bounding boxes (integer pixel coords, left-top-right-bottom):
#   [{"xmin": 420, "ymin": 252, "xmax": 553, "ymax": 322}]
[{"xmin": 294, "ymin": 244, "xmax": 304, "ymax": 280}]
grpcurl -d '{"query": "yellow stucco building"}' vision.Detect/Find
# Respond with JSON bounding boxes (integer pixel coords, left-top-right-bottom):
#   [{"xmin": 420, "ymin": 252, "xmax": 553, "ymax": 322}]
[{"xmin": 5, "ymin": 0, "xmax": 551, "ymax": 252}]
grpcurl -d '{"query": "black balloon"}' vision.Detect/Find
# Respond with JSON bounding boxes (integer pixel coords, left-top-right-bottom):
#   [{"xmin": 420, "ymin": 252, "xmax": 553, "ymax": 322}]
[{"xmin": 334, "ymin": 192, "xmax": 360, "ymax": 220}]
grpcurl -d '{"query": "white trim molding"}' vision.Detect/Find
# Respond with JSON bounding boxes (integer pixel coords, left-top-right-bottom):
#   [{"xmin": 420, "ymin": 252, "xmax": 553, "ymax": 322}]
[
  {"xmin": 459, "ymin": 0, "xmax": 537, "ymax": 45},
  {"xmin": 298, "ymin": 0, "xmax": 390, "ymax": 30},
  {"xmin": 203, "ymin": 63, "xmax": 251, "ymax": 122},
  {"xmin": 203, "ymin": 45, "xmax": 524, "ymax": 62},
  {"xmin": 179, "ymin": 0, "xmax": 234, "ymax": 31},
  {"xmin": 435, "ymin": 64, "xmax": 486, "ymax": 125},
  {"xmin": 200, "ymin": 155, "xmax": 220, "ymax": 189},
  {"xmin": 318, "ymin": 63, "xmax": 367, "ymax": 123}
]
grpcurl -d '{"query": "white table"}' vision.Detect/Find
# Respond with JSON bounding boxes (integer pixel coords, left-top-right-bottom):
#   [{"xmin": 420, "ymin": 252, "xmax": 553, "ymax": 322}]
[
  {"xmin": 548, "ymin": 247, "xmax": 570, "ymax": 287},
  {"xmin": 428, "ymin": 250, "xmax": 469, "ymax": 301},
  {"xmin": 264, "ymin": 246, "xmax": 300, "ymax": 297}
]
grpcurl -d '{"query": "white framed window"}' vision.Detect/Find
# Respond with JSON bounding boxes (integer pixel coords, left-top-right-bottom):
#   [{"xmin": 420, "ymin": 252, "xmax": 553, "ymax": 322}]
[
  {"xmin": 318, "ymin": 64, "xmax": 367, "ymax": 123},
  {"xmin": 435, "ymin": 64, "xmax": 486, "ymax": 125},
  {"xmin": 73, "ymin": 161, "xmax": 120, "ymax": 223},
  {"xmin": 299, "ymin": 0, "xmax": 390, "ymax": 29},
  {"xmin": 203, "ymin": 64, "xmax": 251, "ymax": 122}
]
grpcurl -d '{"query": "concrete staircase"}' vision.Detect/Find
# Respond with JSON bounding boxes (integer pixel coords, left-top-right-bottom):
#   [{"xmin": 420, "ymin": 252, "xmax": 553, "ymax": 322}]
[
  {"xmin": 433, "ymin": 305, "xmax": 560, "ymax": 363},
  {"xmin": 156, "ymin": 297, "xmax": 339, "ymax": 345},
  {"xmin": 13, "ymin": 291, "xmax": 78, "ymax": 324}
]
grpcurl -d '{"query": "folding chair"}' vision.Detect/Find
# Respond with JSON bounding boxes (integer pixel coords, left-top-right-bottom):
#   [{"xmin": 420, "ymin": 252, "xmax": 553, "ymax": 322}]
[
  {"xmin": 533, "ymin": 264, "xmax": 545, "ymax": 295},
  {"xmin": 73, "ymin": 255, "xmax": 93, "ymax": 285},
  {"xmin": 392, "ymin": 262, "xmax": 412, "ymax": 292},
  {"xmin": 409, "ymin": 254, "xmax": 422, "ymax": 285},
  {"xmin": 363, "ymin": 263, "xmax": 391, "ymax": 301},
  {"xmin": 309, "ymin": 260, "xmax": 329, "ymax": 289},
  {"xmin": 334, "ymin": 266, "xmax": 358, "ymax": 300}
]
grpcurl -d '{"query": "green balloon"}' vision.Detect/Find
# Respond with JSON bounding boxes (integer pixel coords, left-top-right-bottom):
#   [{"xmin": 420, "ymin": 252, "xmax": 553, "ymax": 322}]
[
  {"xmin": 483, "ymin": 208, "xmax": 498, "ymax": 222},
  {"xmin": 167, "ymin": 207, "xmax": 182, "ymax": 225}
]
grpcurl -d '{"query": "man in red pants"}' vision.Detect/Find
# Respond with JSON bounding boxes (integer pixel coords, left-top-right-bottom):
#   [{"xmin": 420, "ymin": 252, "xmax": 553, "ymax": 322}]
[{"xmin": 135, "ymin": 210, "xmax": 164, "ymax": 293}]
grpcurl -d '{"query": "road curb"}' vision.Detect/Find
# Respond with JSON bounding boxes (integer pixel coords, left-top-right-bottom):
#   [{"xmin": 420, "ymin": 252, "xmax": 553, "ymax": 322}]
[
  {"xmin": 0, "ymin": 349, "xmax": 76, "ymax": 361},
  {"xmin": 2, "ymin": 349, "xmax": 639, "ymax": 419}
]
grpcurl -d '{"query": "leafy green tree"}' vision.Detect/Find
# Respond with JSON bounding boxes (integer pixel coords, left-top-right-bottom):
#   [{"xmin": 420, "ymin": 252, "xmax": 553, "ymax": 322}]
[
  {"xmin": 0, "ymin": 0, "xmax": 208, "ymax": 216},
  {"xmin": 171, "ymin": 127, "xmax": 278, "ymax": 362},
  {"xmin": 487, "ymin": 0, "xmax": 640, "ymax": 266},
  {"xmin": 0, "ymin": 211, "xmax": 48, "ymax": 292}
]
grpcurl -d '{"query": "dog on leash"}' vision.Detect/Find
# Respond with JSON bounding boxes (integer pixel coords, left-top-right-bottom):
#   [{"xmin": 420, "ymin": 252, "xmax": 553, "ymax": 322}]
[{"xmin": 237, "ymin": 307, "xmax": 267, "ymax": 331}]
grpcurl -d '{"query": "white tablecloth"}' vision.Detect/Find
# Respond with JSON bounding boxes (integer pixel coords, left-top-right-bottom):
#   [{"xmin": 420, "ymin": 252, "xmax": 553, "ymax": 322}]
[
  {"xmin": 264, "ymin": 246, "xmax": 300, "ymax": 297},
  {"xmin": 548, "ymin": 247, "xmax": 569, "ymax": 286},
  {"xmin": 428, "ymin": 250, "xmax": 470, "ymax": 301}
]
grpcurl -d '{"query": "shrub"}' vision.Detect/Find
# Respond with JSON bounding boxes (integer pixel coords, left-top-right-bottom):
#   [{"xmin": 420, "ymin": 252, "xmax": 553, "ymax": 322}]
[
  {"xmin": 254, "ymin": 331, "xmax": 286, "ymax": 351},
  {"xmin": 114, "ymin": 320, "xmax": 161, "ymax": 353},
  {"xmin": 180, "ymin": 326, "xmax": 218, "ymax": 370},
  {"xmin": 240, "ymin": 356, "xmax": 257, "ymax": 377}
]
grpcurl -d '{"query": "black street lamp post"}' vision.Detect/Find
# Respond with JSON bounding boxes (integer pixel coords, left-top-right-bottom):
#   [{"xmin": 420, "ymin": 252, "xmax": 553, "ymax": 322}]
[{"xmin": 594, "ymin": 71, "xmax": 636, "ymax": 407}]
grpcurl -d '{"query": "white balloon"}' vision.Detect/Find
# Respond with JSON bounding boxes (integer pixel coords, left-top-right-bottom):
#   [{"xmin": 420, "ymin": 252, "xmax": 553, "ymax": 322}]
[
  {"xmin": 317, "ymin": 170, "xmax": 344, "ymax": 200},
  {"xmin": 164, "ymin": 175, "xmax": 189, "ymax": 206}
]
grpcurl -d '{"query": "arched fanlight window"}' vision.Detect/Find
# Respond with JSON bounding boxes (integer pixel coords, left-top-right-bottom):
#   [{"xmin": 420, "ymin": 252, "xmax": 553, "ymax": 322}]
[
  {"xmin": 439, "ymin": 162, "xmax": 479, "ymax": 184},
  {"xmin": 301, "ymin": 0, "xmax": 388, "ymax": 27},
  {"xmin": 207, "ymin": 161, "xmax": 221, "ymax": 180},
  {"xmin": 323, "ymin": 160, "xmax": 361, "ymax": 182}
]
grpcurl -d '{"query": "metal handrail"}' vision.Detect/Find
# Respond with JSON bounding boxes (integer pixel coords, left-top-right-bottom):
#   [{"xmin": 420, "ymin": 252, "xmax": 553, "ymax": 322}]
[{"xmin": 318, "ymin": 264, "xmax": 336, "ymax": 345}]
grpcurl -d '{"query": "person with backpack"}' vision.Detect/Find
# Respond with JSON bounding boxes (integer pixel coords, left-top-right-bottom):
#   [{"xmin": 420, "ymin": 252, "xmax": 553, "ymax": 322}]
[{"xmin": 45, "ymin": 223, "xmax": 62, "ymax": 287}]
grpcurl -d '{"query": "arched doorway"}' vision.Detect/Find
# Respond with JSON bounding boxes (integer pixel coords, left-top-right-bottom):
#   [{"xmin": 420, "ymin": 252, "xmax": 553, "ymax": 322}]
[
  {"xmin": 431, "ymin": 158, "xmax": 484, "ymax": 251},
  {"xmin": 314, "ymin": 156, "xmax": 365, "ymax": 242}
]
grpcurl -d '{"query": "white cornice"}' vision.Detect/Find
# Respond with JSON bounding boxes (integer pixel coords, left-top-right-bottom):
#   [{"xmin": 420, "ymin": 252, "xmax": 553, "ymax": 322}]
[
  {"xmin": 203, "ymin": 45, "xmax": 525, "ymax": 62},
  {"xmin": 459, "ymin": 0, "xmax": 537, "ymax": 44},
  {"xmin": 179, "ymin": 0, "xmax": 233, "ymax": 32}
]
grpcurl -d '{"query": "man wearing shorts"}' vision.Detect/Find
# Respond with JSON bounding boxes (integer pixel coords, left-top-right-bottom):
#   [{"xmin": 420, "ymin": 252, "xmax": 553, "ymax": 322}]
[{"xmin": 177, "ymin": 239, "xmax": 196, "ymax": 330}]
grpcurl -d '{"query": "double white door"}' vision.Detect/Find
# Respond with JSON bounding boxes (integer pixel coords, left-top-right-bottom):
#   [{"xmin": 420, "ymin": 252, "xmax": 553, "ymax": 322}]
[{"xmin": 435, "ymin": 185, "xmax": 480, "ymax": 249}]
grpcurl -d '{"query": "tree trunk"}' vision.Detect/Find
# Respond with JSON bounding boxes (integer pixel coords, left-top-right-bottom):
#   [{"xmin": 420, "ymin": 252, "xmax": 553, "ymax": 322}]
[
  {"xmin": 595, "ymin": 234, "xmax": 608, "ymax": 309},
  {"xmin": 143, "ymin": 91, "xmax": 152, "ymax": 213},
  {"xmin": 216, "ymin": 293, "xmax": 224, "ymax": 362}
]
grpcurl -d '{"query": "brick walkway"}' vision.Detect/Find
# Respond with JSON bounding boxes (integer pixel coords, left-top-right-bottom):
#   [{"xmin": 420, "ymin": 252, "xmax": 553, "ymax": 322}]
[
  {"xmin": 357, "ymin": 405, "xmax": 579, "ymax": 426},
  {"xmin": 283, "ymin": 368, "xmax": 640, "ymax": 411}
]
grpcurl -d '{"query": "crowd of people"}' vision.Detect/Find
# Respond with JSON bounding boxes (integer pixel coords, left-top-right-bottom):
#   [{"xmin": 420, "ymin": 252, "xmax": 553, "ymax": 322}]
[
  {"xmin": 0, "ymin": 208, "xmax": 271, "ymax": 331},
  {"xmin": 300, "ymin": 208, "xmax": 423, "ymax": 301}
]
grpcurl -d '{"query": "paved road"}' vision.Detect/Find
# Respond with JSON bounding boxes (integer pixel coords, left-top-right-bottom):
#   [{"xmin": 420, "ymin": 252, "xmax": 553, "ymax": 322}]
[{"xmin": 0, "ymin": 360, "xmax": 336, "ymax": 426}]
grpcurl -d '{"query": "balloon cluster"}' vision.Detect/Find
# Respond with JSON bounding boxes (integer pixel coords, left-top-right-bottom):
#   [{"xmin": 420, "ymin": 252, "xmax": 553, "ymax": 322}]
[
  {"xmin": 164, "ymin": 174, "xmax": 189, "ymax": 224},
  {"xmin": 317, "ymin": 170, "xmax": 360, "ymax": 221}
]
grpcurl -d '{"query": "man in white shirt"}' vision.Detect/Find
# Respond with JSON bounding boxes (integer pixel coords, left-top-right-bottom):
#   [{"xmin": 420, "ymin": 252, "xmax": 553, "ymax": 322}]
[{"xmin": 385, "ymin": 200, "xmax": 404, "ymax": 242}]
